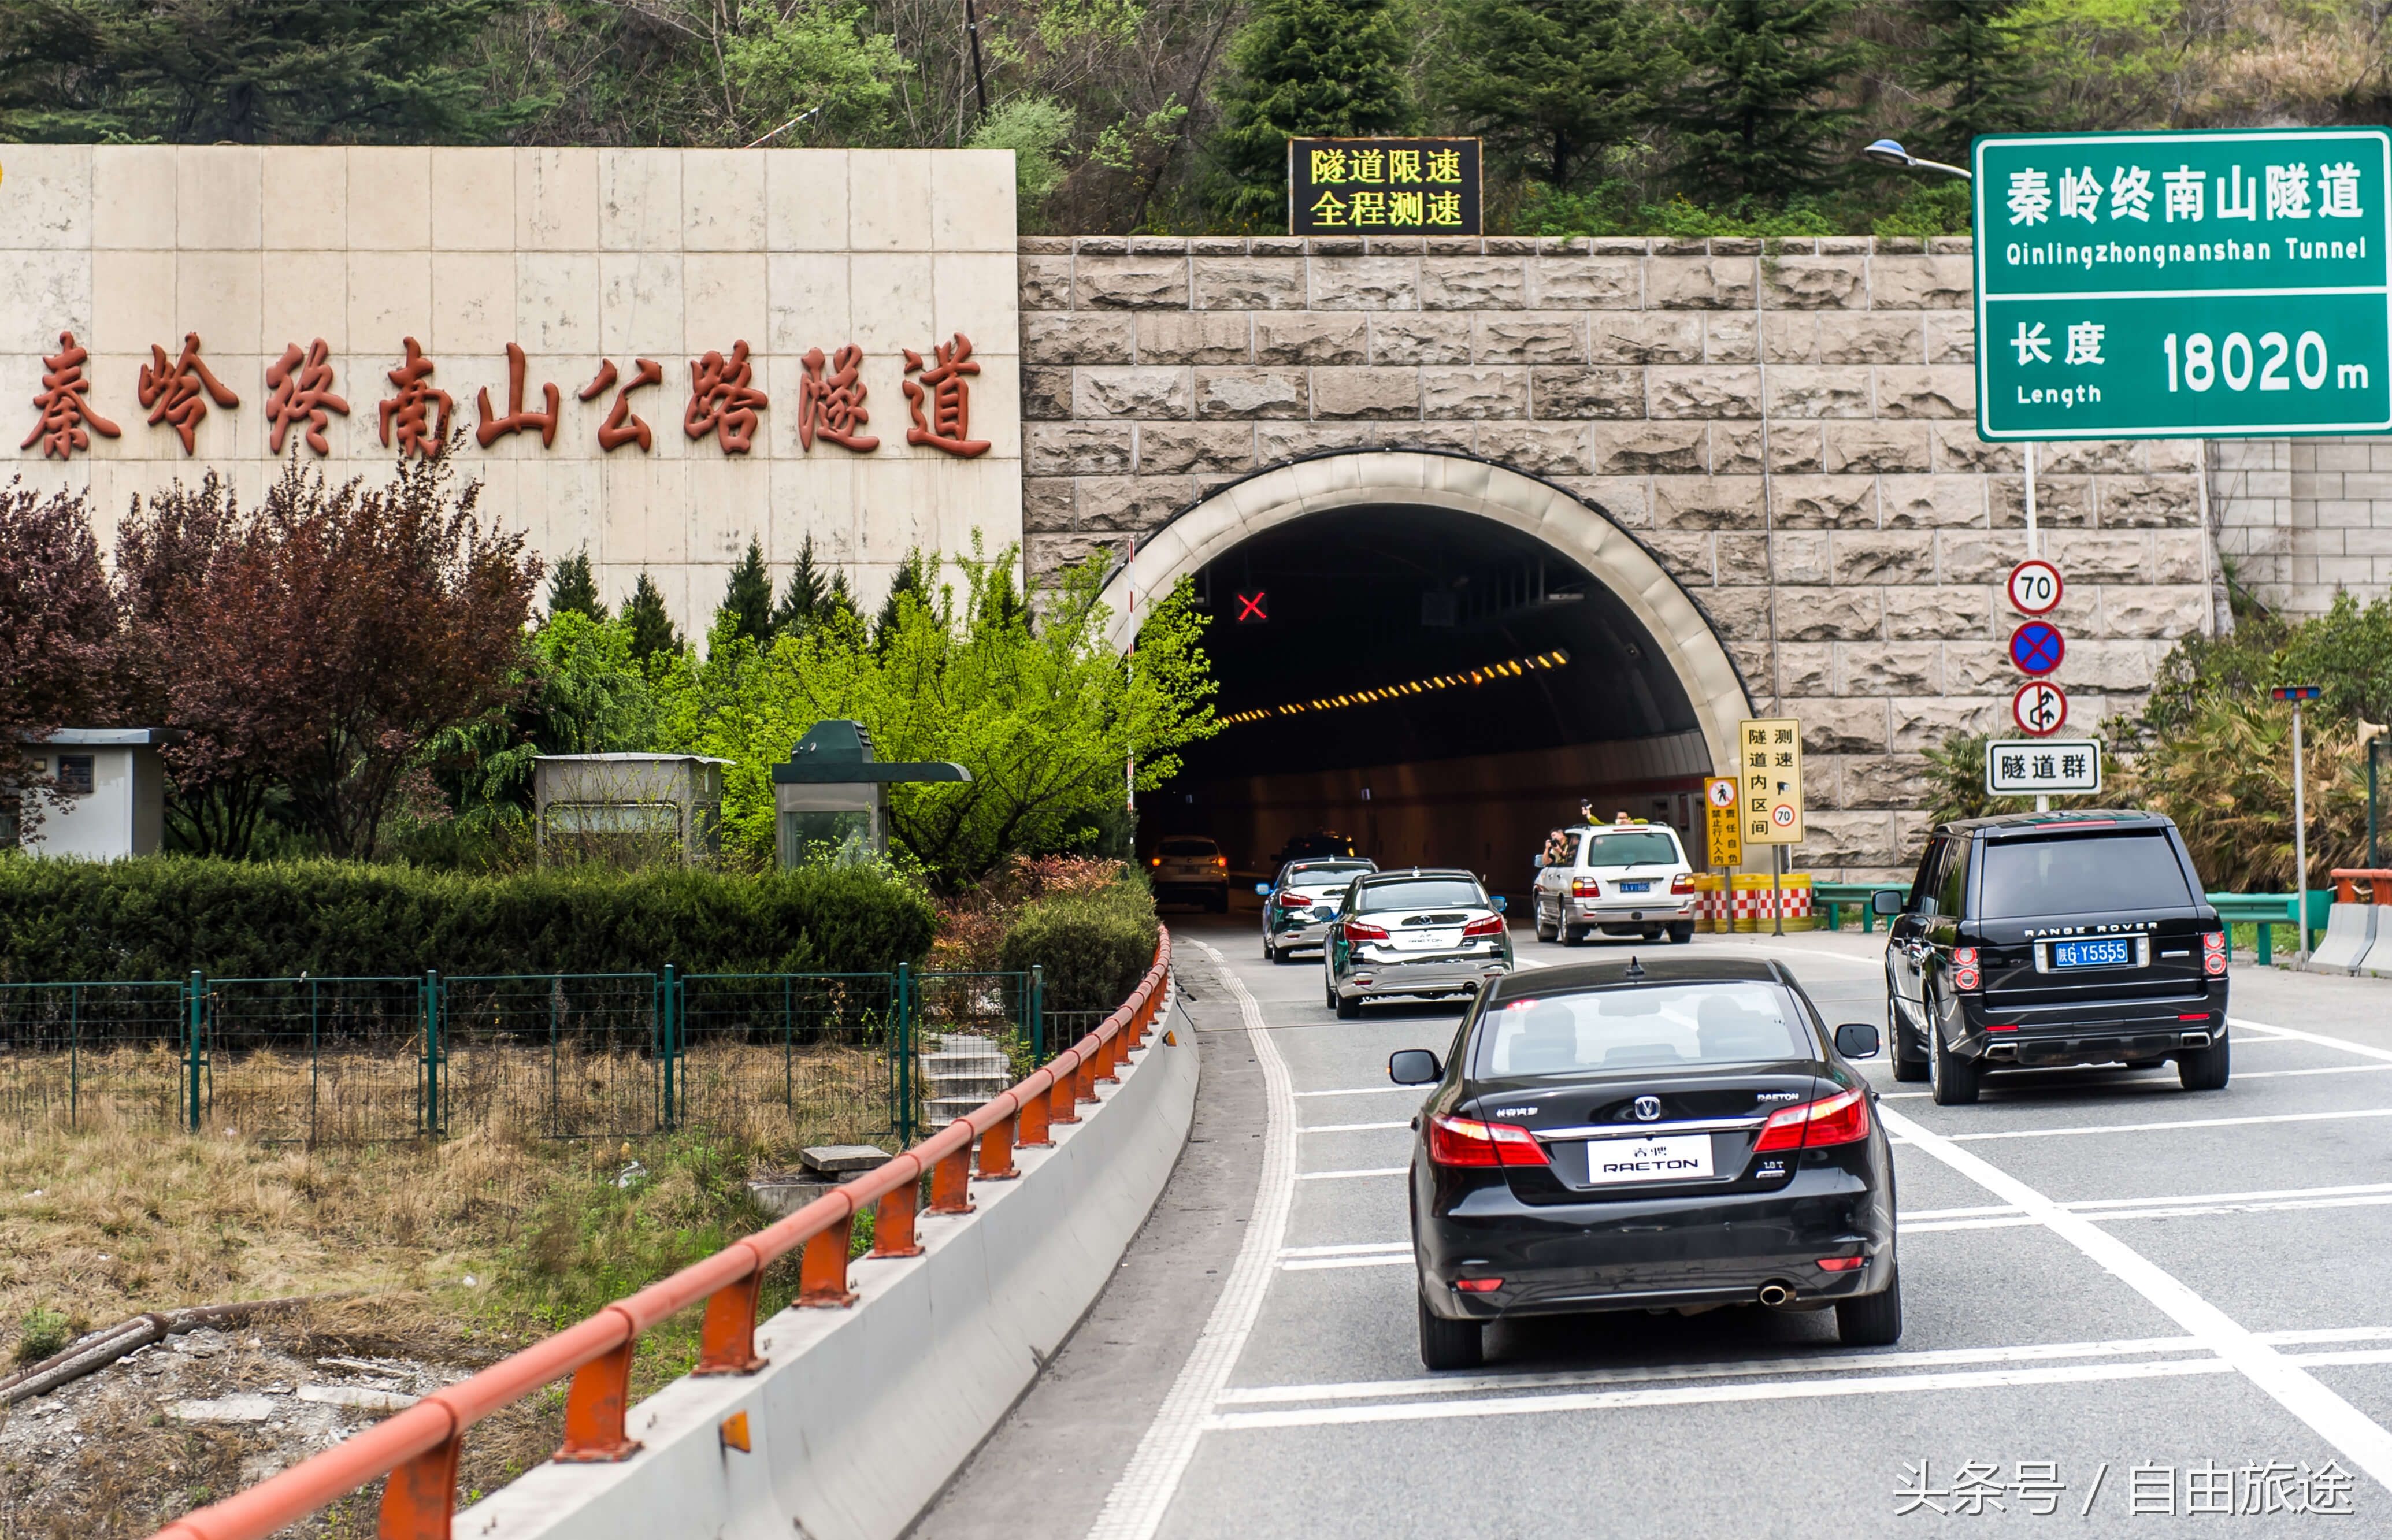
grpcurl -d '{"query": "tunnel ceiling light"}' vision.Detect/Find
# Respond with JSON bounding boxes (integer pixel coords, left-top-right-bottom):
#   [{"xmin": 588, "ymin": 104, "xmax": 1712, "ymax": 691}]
[{"xmin": 1217, "ymin": 648, "xmax": 1573, "ymax": 729}]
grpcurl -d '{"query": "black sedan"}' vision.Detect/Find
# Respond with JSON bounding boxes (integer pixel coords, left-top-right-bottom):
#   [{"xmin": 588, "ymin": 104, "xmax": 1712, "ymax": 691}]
[{"xmin": 1390, "ymin": 955, "xmax": 1898, "ymax": 1370}]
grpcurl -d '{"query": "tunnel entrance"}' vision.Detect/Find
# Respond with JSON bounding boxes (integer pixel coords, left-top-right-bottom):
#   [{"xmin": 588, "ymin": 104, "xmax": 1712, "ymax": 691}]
[{"xmin": 1108, "ymin": 453, "xmax": 1753, "ymax": 899}]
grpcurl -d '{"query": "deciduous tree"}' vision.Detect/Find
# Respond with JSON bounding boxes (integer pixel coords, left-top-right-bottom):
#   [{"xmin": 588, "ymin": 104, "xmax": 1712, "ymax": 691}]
[{"xmin": 0, "ymin": 478, "xmax": 116, "ymax": 836}]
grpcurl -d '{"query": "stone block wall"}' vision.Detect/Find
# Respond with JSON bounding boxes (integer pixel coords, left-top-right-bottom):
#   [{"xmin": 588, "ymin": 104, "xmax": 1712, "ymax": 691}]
[
  {"xmin": 1019, "ymin": 233, "xmax": 2211, "ymax": 873},
  {"xmin": 2213, "ymin": 436, "xmax": 2392, "ymax": 617}
]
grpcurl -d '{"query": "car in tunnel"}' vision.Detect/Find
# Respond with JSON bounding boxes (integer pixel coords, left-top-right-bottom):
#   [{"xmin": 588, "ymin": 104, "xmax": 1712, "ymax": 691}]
[
  {"xmin": 1882, "ymin": 810, "xmax": 2231, "ymax": 1104},
  {"xmin": 1148, "ymin": 835, "xmax": 1231, "ymax": 912},
  {"xmin": 1260, "ymin": 856, "xmax": 1377, "ymax": 963},
  {"xmin": 1531, "ymin": 821, "xmax": 1699, "ymax": 945},
  {"xmin": 1324, "ymin": 869, "xmax": 1514, "ymax": 1018},
  {"xmin": 1389, "ymin": 955, "xmax": 1898, "ymax": 1370}
]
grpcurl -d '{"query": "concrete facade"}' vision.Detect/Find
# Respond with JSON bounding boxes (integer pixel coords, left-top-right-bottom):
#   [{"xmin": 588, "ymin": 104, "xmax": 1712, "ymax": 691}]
[
  {"xmin": 1022, "ymin": 233, "xmax": 2222, "ymax": 871},
  {"xmin": 0, "ymin": 144, "xmax": 1024, "ymax": 628},
  {"xmin": 2212, "ymin": 436, "xmax": 2392, "ymax": 617}
]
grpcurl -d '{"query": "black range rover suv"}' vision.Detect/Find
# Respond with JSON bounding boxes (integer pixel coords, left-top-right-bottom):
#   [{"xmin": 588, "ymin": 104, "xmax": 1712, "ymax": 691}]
[{"xmin": 1878, "ymin": 811, "xmax": 2229, "ymax": 1105}]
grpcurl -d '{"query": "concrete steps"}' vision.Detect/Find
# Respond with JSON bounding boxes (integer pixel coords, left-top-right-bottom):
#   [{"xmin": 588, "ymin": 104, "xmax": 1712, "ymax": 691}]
[{"xmin": 921, "ymin": 1033, "xmax": 1012, "ymax": 1125}]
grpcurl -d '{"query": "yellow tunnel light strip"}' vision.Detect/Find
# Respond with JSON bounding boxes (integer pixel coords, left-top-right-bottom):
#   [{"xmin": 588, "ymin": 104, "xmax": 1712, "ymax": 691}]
[{"xmin": 1218, "ymin": 648, "xmax": 1573, "ymax": 728}]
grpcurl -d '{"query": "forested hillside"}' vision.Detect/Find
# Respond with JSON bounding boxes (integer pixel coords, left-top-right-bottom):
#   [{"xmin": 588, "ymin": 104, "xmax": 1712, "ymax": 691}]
[{"xmin": 1, "ymin": 0, "xmax": 2384, "ymax": 234}]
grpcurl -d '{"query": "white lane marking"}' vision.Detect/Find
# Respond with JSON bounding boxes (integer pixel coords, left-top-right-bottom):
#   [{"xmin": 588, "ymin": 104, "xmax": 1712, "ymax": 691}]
[
  {"xmin": 1900, "ymin": 1204, "xmax": 2025, "ymax": 1220},
  {"xmin": 1877, "ymin": 1103, "xmax": 2392, "ymax": 1496},
  {"xmin": 1217, "ymin": 1327, "xmax": 2392, "ymax": 1409},
  {"xmin": 1299, "ymin": 1120, "xmax": 1409, "ymax": 1134},
  {"xmin": 1282, "ymin": 1255, "xmax": 1412, "ymax": 1272},
  {"xmin": 1293, "ymin": 1086, "xmax": 1415, "ymax": 1099},
  {"xmin": 1280, "ymin": 1241, "xmax": 1409, "ymax": 1257},
  {"xmin": 2230, "ymin": 1018, "xmax": 2392, "ymax": 1063},
  {"xmin": 1944, "ymin": 1105, "xmax": 2392, "ymax": 1143},
  {"xmin": 1904, "ymin": 1180, "xmax": 2392, "ymax": 1230},
  {"xmin": 1088, "ymin": 941, "xmax": 1296, "ymax": 1540},
  {"xmin": 1296, "ymin": 1166, "xmax": 1408, "ymax": 1181}
]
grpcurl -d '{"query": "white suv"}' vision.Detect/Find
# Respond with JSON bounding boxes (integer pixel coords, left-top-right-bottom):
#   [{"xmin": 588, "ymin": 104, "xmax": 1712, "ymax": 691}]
[
  {"xmin": 1530, "ymin": 821, "xmax": 1697, "ymax": 945},
  {"xmin": 1149, "ymin": 835, "xmax": 1230, "ymax": 911}
]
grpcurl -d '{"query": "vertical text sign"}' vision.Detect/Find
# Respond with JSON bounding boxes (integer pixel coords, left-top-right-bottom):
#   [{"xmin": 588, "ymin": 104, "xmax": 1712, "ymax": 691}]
[
  {"xmin": 1738, "ymin": 718, "xmax": 1805, "ymax": 845},
  {"xmin": 1288, "ymin": 139, "xmax": 1483, "ymax": 236},
  {"xmin": 1975, "ymin": 129, "xmax": 2392, "ymax": 439}
]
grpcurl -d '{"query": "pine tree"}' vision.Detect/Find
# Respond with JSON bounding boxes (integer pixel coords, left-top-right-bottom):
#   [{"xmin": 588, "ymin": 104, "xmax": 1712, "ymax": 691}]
[
  {"xmin": 547, "ymin": 548, "xmax": 606, "ymax": 622},
  {"xmin": 821, "ymin": 571, "xmax": 862, "ymax": 631},
  {"xmin": 719, "ymin": 536, "xmax": 775, "ymax": 647},
  {"xmin": 1434, "ymin": 0, "xmax": 1675, "ymax": 194},
  {"xmin": 1907, "ymin": 0, "xmax": 2042, "ymax": 153},
  {"xmin": 1207, "ymin": 0, "xmax": 1418, "ymax": 227},
  {"xmin": 772, "ymin": 535, "xmax": 831, "ymax": 636},
  {"xmin": 622, "ymin": 572, "xmax": 683, "ymax": 663},
  {"xmin": 1664, "ymin": 0, "xmax": 1865, "ymax": 206},
  {"xmin": 873, "ymin": 552, "xmax": 927, "ymax": 652}
]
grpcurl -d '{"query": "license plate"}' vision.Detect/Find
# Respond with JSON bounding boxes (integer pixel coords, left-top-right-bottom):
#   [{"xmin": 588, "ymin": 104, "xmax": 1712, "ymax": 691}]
[
  {"xmin": 1583, "ymin": 1134, "xmax": 1714, "ymax": 1185},
  {"xmin": 1619, "ymin": 881, "xmax": 1652, "ymax": 893},
  {"xmin": 2050, "ymin": 937, "xmax": 2135, "ymax": 970},
  {"xmin": 1396, "ymin": 930, "xmax": 1460, "ymax": 950}
]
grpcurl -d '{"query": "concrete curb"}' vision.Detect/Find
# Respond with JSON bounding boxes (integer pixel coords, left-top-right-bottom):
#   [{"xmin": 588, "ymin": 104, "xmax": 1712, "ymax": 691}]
[{"xmin": 459, "ymin": 1009, "xmax": 1200, "ymax": 1540}]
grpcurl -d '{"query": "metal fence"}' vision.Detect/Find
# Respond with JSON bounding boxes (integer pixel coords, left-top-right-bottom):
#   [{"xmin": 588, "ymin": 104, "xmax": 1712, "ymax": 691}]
[{"xmin": 0, "ymin": 964, "xmax": 1078, "ymax": 1148}]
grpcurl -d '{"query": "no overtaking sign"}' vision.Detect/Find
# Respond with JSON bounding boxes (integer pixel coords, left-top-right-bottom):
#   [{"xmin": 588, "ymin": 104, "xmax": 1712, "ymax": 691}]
[{"xmin": 1975, "ymin": 128, "xmax": 2392, "ymax": 440}]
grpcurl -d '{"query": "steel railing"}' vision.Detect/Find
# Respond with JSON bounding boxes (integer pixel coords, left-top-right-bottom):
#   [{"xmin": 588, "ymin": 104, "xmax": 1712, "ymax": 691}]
[{"xmin": 143, "ymin": 930, "xmax": 1171, "ymax": 1540}]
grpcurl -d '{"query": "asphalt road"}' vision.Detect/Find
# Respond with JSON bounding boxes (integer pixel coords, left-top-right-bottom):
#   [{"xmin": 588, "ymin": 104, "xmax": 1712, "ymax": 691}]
[{"xmin": 916, "ymin": 911, "xmax": 2392, "ymax": 1539}]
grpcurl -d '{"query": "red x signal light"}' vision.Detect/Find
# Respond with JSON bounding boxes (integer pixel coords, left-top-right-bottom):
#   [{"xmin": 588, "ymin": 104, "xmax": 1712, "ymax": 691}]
[{"xmin": 1236, "ymin": 590, "xmax": 1267, "ymax": 623}]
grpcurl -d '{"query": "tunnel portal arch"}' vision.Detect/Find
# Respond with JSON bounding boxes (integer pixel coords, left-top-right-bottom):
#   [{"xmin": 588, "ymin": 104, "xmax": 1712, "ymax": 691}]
[{"xmin": 1097, "ymin": 450, "xmax": 1756, "ymax": 774}]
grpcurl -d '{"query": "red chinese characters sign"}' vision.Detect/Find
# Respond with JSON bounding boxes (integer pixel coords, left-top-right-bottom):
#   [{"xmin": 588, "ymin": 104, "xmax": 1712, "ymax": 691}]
[{"xmin": 22, "ymin": 332, "xmax": 119, "ymax": 460}]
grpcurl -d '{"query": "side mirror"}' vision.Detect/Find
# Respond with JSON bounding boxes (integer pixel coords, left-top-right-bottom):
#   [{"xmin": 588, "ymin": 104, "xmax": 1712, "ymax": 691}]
[
  {"xmin": 1491, "ymin": 895, "xmax": 1508, "ymax": 914},
  {"xmin": 1532, "ymin": 855, "xmax": 1546, "ymax": 869},
  {"xmin": 1389, "ymin": 1049, "xmax": 1443, "ymax": 1085},
  {"xmin": 1870, "ymin": 890, "xmax": 1904, "ymax": 916},
  {"xmin": 1835, "ymin": 1022, "xmax": 1882, "ymax": 1059},
  {"xmin": 1255, "ymin": 882, "xmax": 1273, "ymax": 896}
]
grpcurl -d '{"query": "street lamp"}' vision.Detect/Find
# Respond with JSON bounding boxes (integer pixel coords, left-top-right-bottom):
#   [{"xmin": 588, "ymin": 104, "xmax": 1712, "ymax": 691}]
[{"xmin": 1860, "ymin": 138, "xmax": 1972, "ymax": 181}]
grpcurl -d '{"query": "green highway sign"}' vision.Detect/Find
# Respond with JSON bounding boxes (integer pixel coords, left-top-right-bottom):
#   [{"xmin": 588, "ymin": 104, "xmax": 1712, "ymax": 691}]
[{"xmin": 1975, "ymin": 128, "xmax": 2392, "ymax": 440}]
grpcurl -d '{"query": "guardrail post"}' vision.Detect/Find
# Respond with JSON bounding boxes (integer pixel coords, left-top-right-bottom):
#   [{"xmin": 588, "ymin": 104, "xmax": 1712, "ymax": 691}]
[
  {"xmin": 1029, "ymin": 964, "xmax": 1044, "ymax": 1063},
  {"xmin": 1017, "ymin": 1075, "xmax": 1052, "ymax": 1148},
  {"xmin": 928, "ymin": 1140, "xmax": 974, "ymax": 1214},
  {"xmin": 1048, "ymin": 1055, "xmax": 1082, "ymax": 1126},
  {"xmin": 871, "ymin": 1177, "xmax": 925, "ymax": 1257},
  {"xmin": 555, "ymin": 1337, "xmax": 643, "ymax": 1462},
  {"xmin": 1076, "ymin": 1039, "xmax": 1102, "ymax": 1104},
  {"xmin": 184, "ymin": 970, "xmax": 203, "ymax": 1134},
  {"xmin": 694, "ymin": 1267, "xmax": 768, "ymax": 1375},
  {"xmin": 799, "ymin": 1213, "xmax": 858, "ymax": 1306},
  {"xmin": 378, "ymin": 1431, "xmax": 463, "ymax": 1540},
  {"xmin": 977, "ymin": 1110, "xmax": 1019, "ymax": 1180}
]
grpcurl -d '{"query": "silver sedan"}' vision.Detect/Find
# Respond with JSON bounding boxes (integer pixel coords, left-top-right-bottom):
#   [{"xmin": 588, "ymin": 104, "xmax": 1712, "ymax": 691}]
[
  {"xmin": 1260, "ymin": 858, "xmax": 1377, "ymax": 962},
  {"xmin": 1323, "ymin": 869, "xmax": 1514, "ymax": 1018}
]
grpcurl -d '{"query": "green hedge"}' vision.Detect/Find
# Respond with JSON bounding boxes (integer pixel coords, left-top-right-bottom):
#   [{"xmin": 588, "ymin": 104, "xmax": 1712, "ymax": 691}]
[
  {"xmin": 0, "ymin": 858, "xmax": 937, "ymax": 981},
  {"xmin": 998, "ymin": 880, "xmax": 1162, "ymax": 1015}
]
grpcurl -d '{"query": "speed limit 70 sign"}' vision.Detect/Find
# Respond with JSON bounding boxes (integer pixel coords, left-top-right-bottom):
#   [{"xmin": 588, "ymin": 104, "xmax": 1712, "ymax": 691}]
[{"xmin": 2008, "ymin": 559, "xmax": 2063, "ymax": 615}]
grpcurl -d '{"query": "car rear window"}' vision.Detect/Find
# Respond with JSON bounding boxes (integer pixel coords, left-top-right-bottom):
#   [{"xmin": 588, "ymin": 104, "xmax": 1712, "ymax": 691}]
[
  {"xmin": 1579, "ymin": 831, "xmax": 1681, "ymax": 867},
  {"xmin": 1477, "ymin": 983, "xmax": 1808, "ymax": 1075},
  {"xmin": 1159, "ymin": 838, "xmax": 1218, "ymax": 857},
  {"xmin": 1976, "ymin": 832, "xmax": 2194, "ymax": 918},
  {"xmin": 1286, "ymin": 862, "xmax": 1370, "ymax": 888},
  {"xmin": 1356, "ymin": 878, "xmax": 1482, "ymax": 911}
]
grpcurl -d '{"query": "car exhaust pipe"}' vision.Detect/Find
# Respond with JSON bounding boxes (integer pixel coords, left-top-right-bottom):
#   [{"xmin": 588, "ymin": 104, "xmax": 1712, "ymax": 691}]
[
  {"xmin": 1757, "ymin": 1281, "xmax": 1797, "ymax": 1308},
  {"xmin": 2181, "ymin": 1031, "xmax": 2211, "ymax": 1048}
]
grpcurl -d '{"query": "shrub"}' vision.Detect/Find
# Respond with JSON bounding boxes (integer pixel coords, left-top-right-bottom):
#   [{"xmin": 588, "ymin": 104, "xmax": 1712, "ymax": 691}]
[
  {"xmin": 0, "ymin": 858, "xmax": 936, "ymax": 981},
  {"xmin": 14, "ymin": 1305, "xmax": 71, "ymax": 1365},
  {"xmin": 997, "ymin": 877, "xmax": 1162, "ymax": 1015},
  {"xmin": 2124, "ymin": 697, "xmax": 2368, "ymax": 891}
]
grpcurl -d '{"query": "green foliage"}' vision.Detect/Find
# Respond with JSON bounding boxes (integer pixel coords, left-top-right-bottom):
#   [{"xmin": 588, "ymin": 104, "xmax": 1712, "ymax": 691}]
[
  {"xmin": 872, "ymin": 551, "xmax": 929, "ymax": 654},
  {"xmin": 969, "ymin": 95, "xmax": 1079, "ymax": 227},
  {"xmin": 722, "ymin": 0, "xmax": 913, "ymax": 146},
  {"xmin": 1907, "ymin": 0, "xmax": 2045, "ymax": 147},
  {"xmin": 547, "ymin": 549, "xmax": 606, "ymax": 622},
  {"xmin": 772, "ymin": 535, "xmax": 832, "ymax": 638},
  {"xmin": 0, "ymin": 858, "xmax": 936, "ymax": 981},
  {"xmin": 623, "ymin": 572, "xmax": 684, "ymax": 664},
  {"xmin": 13, "ymin": 1305, "xmax": 70, "ymax": 1365},
  {"xmin": 2005, "ymin": 0, "xmax": 2177, "ymax": 131},
  {"xmin": 1871, "ymin": 179, "xmax": 1974, "ymax": 239},
  {"xmin": 1516, "ymin": 184, "xmax": 1842, "ymax": 238},
  {"xmin": 0, "ymin": 0, "xmax": 547, "ymax": 143},
  {"xmin": 1663, "ymin": 0, "xmax": 1867, "ymax": 206},
  {"xmin": 2127, "ymin": 697, "xmax": 2366, "ymax": 890},
  {"xmin": 657, "ymin": 543, "xmax": 1217, "ymax": 888},
  {"xmin": 1206, "ymin": 0, "xmax": 1417, "ymax": 226},
  {"xmin": 430, "ymin": 611, "xmax": 662, "ymax": 822},
  {"xmin": 1433, "ymin": 0, "xmax": 1674, "ymax": 194},
  {"xmin": 720, "ymin": 537, "xmax": 776, "ymax": 649},
  {"xmin": 998, "ymin": 877, "xmax": 1160, "ymax": 1012}
]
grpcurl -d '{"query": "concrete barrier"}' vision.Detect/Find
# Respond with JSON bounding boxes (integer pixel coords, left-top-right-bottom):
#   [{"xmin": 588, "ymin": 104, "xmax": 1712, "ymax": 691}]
[
  {"xmin": 2359, "ymin": 923, "xmax": 2392, "ymax": 979},
  {"xmin": 459, "ymin": 1001, "xmax": 1199, "ymax": 1540},
  {"xmin": 2310, "ymin": 903, "xmax": 2378, "ymax": 974}
]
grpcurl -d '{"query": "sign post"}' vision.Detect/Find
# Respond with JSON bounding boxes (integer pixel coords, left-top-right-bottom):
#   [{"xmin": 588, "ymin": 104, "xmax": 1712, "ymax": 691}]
[
  {"xmin": 2274, "ymin": 684, "xmax": 2324, "ymax": 963},
  {"xmin": 1738, "ymin": 719, "xmax": 1804, "ymax": 937}
]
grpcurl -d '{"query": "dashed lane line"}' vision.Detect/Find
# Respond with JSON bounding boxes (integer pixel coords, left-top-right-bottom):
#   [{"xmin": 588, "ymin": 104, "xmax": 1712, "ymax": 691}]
[
  {"xmin": 1878, "ymin": 1102, "xmax": 2392, "ymax": 1496},
  {"xmin": 1296, "ymin": 1166, "xmax": 1408, "ymax": 1181},
  {"xmin": 1293, "ymin": 1086, "xmax": 1417, "ymax": 1098},
  {"xmin": 2230, "ymin": 1018, "xmax": 2392, "ymax": 1063},
  {"xmin": 1086, "ymin": 941, "xmax": 1297, "ymax": 1540}
]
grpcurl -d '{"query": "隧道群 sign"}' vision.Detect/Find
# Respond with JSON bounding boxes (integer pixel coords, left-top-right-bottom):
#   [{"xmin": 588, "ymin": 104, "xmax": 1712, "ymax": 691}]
[
  {"xmin": 1985, "ymin": 739, "xmax": 2103, "ymax": 795},
  {"xmin": 1975, "ymin": 128, "xmax": 2392, "ymax": 440},
  {"xmin": 1288, "ymin": 139, "xmax": 1482, "ymax": 236}
]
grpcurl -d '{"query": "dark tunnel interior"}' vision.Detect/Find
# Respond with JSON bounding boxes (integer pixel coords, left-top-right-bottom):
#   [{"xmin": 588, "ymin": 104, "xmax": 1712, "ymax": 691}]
[{"xmin": 1147, "ymin": 504, "xmax": 1729, "ymax": 893}]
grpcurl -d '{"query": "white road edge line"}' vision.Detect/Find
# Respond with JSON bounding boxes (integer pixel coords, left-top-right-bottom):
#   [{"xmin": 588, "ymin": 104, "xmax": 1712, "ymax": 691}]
[
  {"xmin": 1298, "ymin": 1120, "xmax": 1410, "ymax": 1134},
  {"xmin": 1876, "ymin": 1102, "xmax": 2392, "ymax": 1496},
  {"xmin": 2230, "ymin": 1018, "xmax": 2392, "ymax": 1064},
  {"xmin": 1296, "ymin": 1167, "xmax": 1408, "ymax": 1181},
  {"xmin": 1087, "ymin": 940, "xmax": 1297, "ymax": 1540}
]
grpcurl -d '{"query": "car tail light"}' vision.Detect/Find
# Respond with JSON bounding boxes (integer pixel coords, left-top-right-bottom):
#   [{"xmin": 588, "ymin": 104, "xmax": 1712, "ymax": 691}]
[
  {"xmin": 1951, "ymin": 946, "xmax": 1981, "ymax": 991},
  {"xmin": 1215, "ymin": 856, "xmax": 1228, "ymax": 869},
  {"xmin": 1277, "ymin": 890, "xmax": 1312, "ymax": 908},
  {"xmin": 1149, "ymin": 857, "xmax": 1161, "ymax": 867},
  {"xmin": 1670, "ymin": 874, "xmax": 1697, "ymax": 895},
  {"xmin": 1750, "ymin": 1088, "xmax": 1870, "ymax": 1153},
  {"xmin": 1452, "ymin": 1277, "xmax": 1504, "ymax": 1293},
  {"xmin": 2202, "ymin": 930, "xmax": 2228, "ymax": 975},
  {"xmin": 1571, "ymin": 878, "xmax": 1602, "ymax": 897},
  {"xmin": 1815, "ymin": 1256, "xmax": 1866, "ymax": 1272},
  {"xmin": 1427, "ymin": 1114, "xmax": 1548, "ymax": 1168},
  {"xmin": 1953, "ymin": 947, "xmax": 1978, "ymax": 967},
  {"xmin": 1462, "ymin": 915, "xmax": 1505, "ymax": 938},
  {"xmin": 1343, "ymin": 919, "xmax": 1390, "ymax": 941}
]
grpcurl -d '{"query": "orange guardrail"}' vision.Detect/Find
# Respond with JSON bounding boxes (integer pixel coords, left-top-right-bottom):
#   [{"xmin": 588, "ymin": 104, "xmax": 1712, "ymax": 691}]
[
  {"xmin": 148, "ymin": 930, "xmax": 1174, "ymax": 1540},
  {"xmin": 2330, "ymin": 869, "xmax": 2392, "ymax": 904}
]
